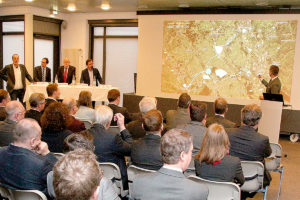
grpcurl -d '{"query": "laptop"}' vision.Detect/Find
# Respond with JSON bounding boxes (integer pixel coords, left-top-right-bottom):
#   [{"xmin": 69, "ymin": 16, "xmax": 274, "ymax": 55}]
[{"xmin": 263, "ymin": 93, "xmax": 288, "ymax": 106}]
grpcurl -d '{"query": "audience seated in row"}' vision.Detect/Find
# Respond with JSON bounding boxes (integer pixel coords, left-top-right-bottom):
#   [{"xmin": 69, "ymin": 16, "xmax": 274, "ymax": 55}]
[
  {"xmin": 74, "ymin": 90, "xmax": 95, "ymax": 122},
  {"xmin": 0, "ymin": 89, "xmax": 10, "ymax": 121},
  {"xmin": 25, "ymin": 93, "xmax": 45, "ymax": 125},
  {"xmin": 206, "ymin": 97, "xmax": 237, "ymax": 128},
  {"xmin": 47, "ymin": 132, "xmax": 120, "ymax": 200},
  {"xmin": 0, "ymin": 118, "xmax": 57, "ymax": 198},
  {"xmin": 178, "ymin": 102, "xmax": 207, "ymax": 156},
  {"xmin": 45, "ymin": 83, "xmax": 60, "ymax": 110},
  {"xmin": 41, "ymin": 102, "xmax": 72, "ymax": 153},
  {"xmin": 87, "ymin": 105, "xmax": 132, "ymax": 189},
  {"xmin": 132, "ymin": 128, "xmax": 209, "ymax": 200},
  {"xmin": 226, "ymin": 104, "xmax": 272, "ymax": 187},
  {"xmin": 0, "ymin": 101, "xmax": 25, "ymax": 147},
  {"xmin": 126, "ymin": 96, "xmax": 157, "ymax": 139},
  {"xmin": 108, "ymin": 89, "xmax": 132, "ymax": 126},
  {"xmin": 131, "ymin": 109, "xmax": 163, "ymax": 170},
  {"xmin": 62, "ymin": 97, "xmax": 86, "ymax": 132},
  {"xmin": 166, "ymin": 93, "xmax": 191, "ymax": 130},
  {"xmin": 194, "ymin": 123, "xmax": 245, "ymax": 186}
]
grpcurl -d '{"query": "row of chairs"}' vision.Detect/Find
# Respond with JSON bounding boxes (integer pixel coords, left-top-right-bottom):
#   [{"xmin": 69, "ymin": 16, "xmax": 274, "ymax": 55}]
[{"xmin": 0, "ymin": 185, "xmax": 47, "ymax": 200}]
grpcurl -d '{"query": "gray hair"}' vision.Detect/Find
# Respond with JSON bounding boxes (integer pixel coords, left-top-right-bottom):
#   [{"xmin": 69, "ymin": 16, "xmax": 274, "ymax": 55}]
[
  {"xmin": 13, "ymin": 118, "xmax": 41, "ymax": 143},
  {"xmin": 139, "ymin": 96, "xmax": 157, "ymax": 114},
  {"xmin": 5, "ymin": 101, "xmax": 24, "ymax": 119},
  {"xmin": 29, "ymin": 93, "xmax": 45, "ymax": 108},
  {"xmin": 95, "ymin": 105, "xmax": 113, "ymax": 127},
  {"xmin": 62, "ymin": 97, "xmax": 77, "ymax": 111},
  {"xmin": 241, "ymin": 104, "xmax": 262, "ymax": 126}
]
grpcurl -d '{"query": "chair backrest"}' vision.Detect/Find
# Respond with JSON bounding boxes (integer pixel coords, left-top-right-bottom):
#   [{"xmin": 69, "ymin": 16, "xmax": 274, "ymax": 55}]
[
  {"xmin": 10, "ymin": 189, "xmax": 47, "ymax": 200},
  {"xmin": 53, "ymin": 153, "xmax": 65, "ymax": 160},
  {"xmin": 240, "ymin": 161, "xmax": 264, "ymax": 192},
  {"xmin": 188, "ymin": 175, "xmax": 240, "ymax": 200},
  {"xmin": 107, "ymin": 126, "xmax": 120, "ymax": 135},
  {"xmin": 127, "ymin": 165, "xmax": 155, "ymax": 197},
  {"xmin": 0, "ymin": 183, "xmax": 11, "ymax": 199},
  {"xmin": 266, "ymin": 143, "xmax": 282, "ymax": 171},
  {"xmin": 99, "ymin": 162, "xmax": 123, "ymax": 196}
]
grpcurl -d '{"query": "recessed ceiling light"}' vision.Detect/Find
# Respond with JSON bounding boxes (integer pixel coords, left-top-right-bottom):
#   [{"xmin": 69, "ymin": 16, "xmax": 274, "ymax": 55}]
[
  {"xmin": 67, "ymin": 3, "xmax": 76, "ymax": 12},
  {"xmin": 25, "ymin": 0, "xmax": 34, "ymax": 2},
  {"xmin": 101, "ymin": 0, "xmax": 111, "ymax": 10},
  {"xmin": 178, "ymin": 3, "xmax": 190, "ymax": 8}
]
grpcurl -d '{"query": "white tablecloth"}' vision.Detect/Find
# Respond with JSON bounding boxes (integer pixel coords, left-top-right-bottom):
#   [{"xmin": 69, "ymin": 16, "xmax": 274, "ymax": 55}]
[{"xmin": 24, "ymin": 84, "xmax": 117, "ymax": 102}]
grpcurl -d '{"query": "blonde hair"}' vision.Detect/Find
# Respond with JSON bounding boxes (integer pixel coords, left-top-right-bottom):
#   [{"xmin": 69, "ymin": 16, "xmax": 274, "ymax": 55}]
[
  {"xmin": 195, "ymin": 123, "xmax": 230, "ymax": 164},
  {"xmin": 78, "ymin": 91, "xmax": 92, "ymax": 108}
]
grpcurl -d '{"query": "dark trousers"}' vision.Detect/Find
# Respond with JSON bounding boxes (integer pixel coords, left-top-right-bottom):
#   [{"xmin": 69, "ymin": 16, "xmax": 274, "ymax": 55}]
[{"xmin": 10, "ymin": 89, "xmax": 25, "ymax": 102}]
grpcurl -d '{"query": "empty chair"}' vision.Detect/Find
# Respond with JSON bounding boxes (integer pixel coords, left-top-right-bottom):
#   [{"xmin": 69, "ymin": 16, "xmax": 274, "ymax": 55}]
[
  {"xmin": 52, "ymin": 152, "xmax": 64, "ymax": 160},
  {"xmin": 127, "ymin": 165, "xmax": 155, "ymax": 197},
  {"xmin": 188, "ymin": 175, "xmax": 240, "ymax": 200},
  {"xmin": 99, "ymin": 162, "xmax": 128, "ymax": 197},
  {"xmin": 265, "ymin": 143, "xmax": 284, "ymax": 200},
  {"xmin": 10, "ymin": 189, "xmax": 47, "ymax": 200},
  {"xmin": 240, "ymin": 161, "xmax": 267, "ymax": 200},
  {"xmin": 0, "ymin": 183, "xmax": 11, "ymax": 199}
]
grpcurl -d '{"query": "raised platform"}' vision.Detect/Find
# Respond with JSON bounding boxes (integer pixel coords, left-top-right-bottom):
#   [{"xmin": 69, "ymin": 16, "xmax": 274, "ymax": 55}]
[{"xmin": 123, "ymin": 93, "xmax": 300, "ymax": 134}]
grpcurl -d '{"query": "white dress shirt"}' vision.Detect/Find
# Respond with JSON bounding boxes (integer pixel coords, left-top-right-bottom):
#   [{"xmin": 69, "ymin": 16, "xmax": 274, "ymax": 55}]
[
  {"xmin": 13, "ymin": 65, "xmax": 23, "ymax": 90},
  {"xmin": 88, "ymin": 69, "xmax": 94, "ymax": 85}
]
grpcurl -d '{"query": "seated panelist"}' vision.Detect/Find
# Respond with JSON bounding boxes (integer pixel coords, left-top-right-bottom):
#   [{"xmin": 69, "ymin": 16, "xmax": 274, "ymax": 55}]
[
  {"xmin": 33, "ymin": 57, "xmax": 51, "ymax": 82},
  {"xmin": 80, "ymin": 59, "xmax": 103, "ymax": 86}
]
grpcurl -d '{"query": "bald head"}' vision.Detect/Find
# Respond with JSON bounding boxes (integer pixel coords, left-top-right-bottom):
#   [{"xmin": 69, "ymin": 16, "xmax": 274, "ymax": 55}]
[
  {"xmin": 62, "ymin": 97, "xmax": 78, "ymax": 115},
  {"xmin": 63, "ymin": 58, "xmax": 70, "ymax": 67},
  {"xmin": 5, "ymin": 101, "xmax": 25, "ymax": 121},
  {"xmin": 14, "ymin": 118, "xmax": 41, "ymax": 144}
]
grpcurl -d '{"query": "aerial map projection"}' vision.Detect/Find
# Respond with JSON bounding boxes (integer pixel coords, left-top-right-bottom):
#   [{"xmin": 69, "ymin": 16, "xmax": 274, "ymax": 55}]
[{"xmin": 161, "ymin": 20, "xmax": 297, "ymax": 102}]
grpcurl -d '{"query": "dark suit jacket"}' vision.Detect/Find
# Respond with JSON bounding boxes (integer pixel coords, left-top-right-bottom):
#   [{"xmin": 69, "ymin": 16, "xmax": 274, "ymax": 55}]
[
  {"xmin": 42, "ymin": 129, "xmax": 72, "ymax": 153},
  {"xmin": 88, "ymin": 124, "xmax": 132, "ymax": 189},
  {"xmin": 33, "ymin": 66, "xmax": 51, "ymax": 82},
  {"xmin": 66, "ymin": 116, "xmax": 85, "ymax": 133},
  {"xmin": 0, "ymin": 106, "xmax": 7, "ymax": 121},
  {"xmin": 132, "ymin": 167, "xmax": 209, "ymax": 200},
  {"xmin": 45, "ymin": 98, "xmax": 56, "ymax": 110},
  {"xmin": 108, "ymin": 104, "xmax": 131, "ymax": 126},
  {"xmin": 126, "ymin": 114, "xmax": 146, "ymax": 140},
  {"xmin": 56, "ymin": 65, "xmax": 76, "ymax": 84},
  {"xmin": 0, "ymin": 64, "xmax": 33, "ymax": 93},
  {"xmin": 194, "ymin": 155, "xmax": 245, "ymax": 185},
  {"xmin": 226, "ymin": 125, "xmax": 272, "ymax": 186},
  {"xmin": 0, "ymin": 119, "xmax": 16, "ymax": 147},
  {"xmin": 262, "ymin": 77, "xmax": 281, "ymax": 94},
  {"xmin": 206, "ymin": 115, "xmax": 237, "ymax": 128},
  {"xmin": 131, "ymin": 133, "xmax": 163, "ymax": 170},
  {"xmin": 0, "ymin": 144, "xmax": 57, "ymax": 198},
  {"xmin": 25, "ymin": 109, "xmax": 42, "ymax": 125},
  {"xmin": 166, "ymin": 107, "xmax": 191, "ymax": 130},
  {"xmin": 80, "ymin": 68, "xmax": 102, "ymax": 86}
]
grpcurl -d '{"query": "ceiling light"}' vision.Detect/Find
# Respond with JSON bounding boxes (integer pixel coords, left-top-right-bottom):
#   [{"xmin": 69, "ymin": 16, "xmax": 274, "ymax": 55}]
[
  {"xmin": 101, "ymin": 0, "xmax": 111, "ymax": 10},
  {"xmin": 25, "ymin": 0, "xmax": 34, "ymax": 2},
  {"xmin": 178, "ymin": 3, "xmax": 190, "ymax": 8},
  {"xmin": 67, "ymin": 3, "xmax": 76, "ymax": 12}
]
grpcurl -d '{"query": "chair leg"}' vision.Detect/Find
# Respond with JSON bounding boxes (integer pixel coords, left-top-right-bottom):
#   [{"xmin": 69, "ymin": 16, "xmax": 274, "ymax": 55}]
[
  {"xmin": 277, "ymin": 167, "xmax": 284, "ymax": 200},
  {"xmin": 263, "ymin": 186, "xmax": 268, "ymax": 200}
]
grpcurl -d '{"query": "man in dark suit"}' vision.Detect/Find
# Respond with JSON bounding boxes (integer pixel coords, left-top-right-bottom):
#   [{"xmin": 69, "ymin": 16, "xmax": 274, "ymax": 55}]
[
  {"xmin": 226, "ymin": 104, "xmax": 272, "ymax": 186},
  {"xmin": 107, "ymin": 89, "xmax": 131, "ymax": 126},
  {"xmin": 131, "ymin": 110, "xmax": 163, "ymax": 170},
  {"xmin": 80, "ymin": 59, "xmax": 102, "ymax": 86},
  {"xmin": 62, "ymin": 97, "xmax": 85, "ymax": 133},
  {"xmin": 0, "ymin": 118, "xmax": 57, "ymax": 198},
  {"xmin": 25, "ymin": 93, "xmax": 45, "ymax": 125},
  {"xmin": 0, "ymin": 54, "xmax": 33, "ymax": 102},
  {"xmin": 87, "ymin": 106, "xmax": 132, "ymax": 189},
  {"xmin": 45, "ymin": 83, "xmax": 60, "ymax": 110},
  {"xmin": 0, "ymin": 89, "xmax": 10, "ymax": 121},
  {"xmin": 206, "ymin": 97, "xmax": 237, "ymax": 128},
  {"xmin": 56, "ymin": 58, "xmax": 76, "ymax": 84},
  {"xmin": 132, "ymin": 129, "xmax": 208, "ymax": 200},
  {"xmin": 0, "ymin": 101, "xmax": 25, "ymax": 147},
  {"xmin": 258, "ymin": 65, "xmax": 282, "ymax": 99},
  {"xmin": 33, "ymin": 57, "xmax": 51, "ymax": 82}
]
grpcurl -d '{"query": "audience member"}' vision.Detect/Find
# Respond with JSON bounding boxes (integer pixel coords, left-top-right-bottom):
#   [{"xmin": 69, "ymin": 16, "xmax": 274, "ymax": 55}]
[
  {"xmin": 62, "ymin": 97, "xmax": 85, "ymax": 132},
  {"xmin": 0, "ymin": 101, "xmax": 25, "ymax": 146},
  {"xmin": 45, "ymin": 83, "xmax": 60, "ymax": 109},
  {"xmin": 88, "ymin": 105, "xmax": 132, "ymax": 189},
  {"xmin": 226, "ymin": 104, "xmax": 272, "ymax": 186},
  {"xmin": 25, "ymin": 93, "xmax": 45, "ymax": 125},
  {"xmin": 107, "ymin": 89, "xmax": 132, "ymax": 126},
  {"xmin": 0, "ymin": 89, "xmax": 10, "ymax": 121},
  {"xmin": 195, "ymin": 124, "xmax": 245, "ymax": 186},
  {"xmin": 0, "ymin": 118, "xmax": 57, "ymax": 198},
  {"xmin": 131, "ymin": 109, "xmax": 163, "ymax": 170},
  {"xmin": 74, "ymin": 90, "xmax": 95, "ymax": 122},
  {"xmin": 53, "ymin": 149, "xmax": 101, "ymax": 200},
  {"xmin": 41, "ymin": 102, "xmax": 72, "ymax": 153},
  {"xmin": 132, "ymin": 128, "xmax": 208, "ymax": 200},
  {"xmin": 166, "ymin": 93, "xmax": 191, "ymax": 129},
  {"xmin": 126, "ymin": 96, "xmax": 157, "ymax": 139},
  {"xmin": 179, "ymin": 102, "xmax": 207, "ymax": 156},
  {"xmin": 206, "ymin": 97, "xmax": 236, "ymax": 128}
]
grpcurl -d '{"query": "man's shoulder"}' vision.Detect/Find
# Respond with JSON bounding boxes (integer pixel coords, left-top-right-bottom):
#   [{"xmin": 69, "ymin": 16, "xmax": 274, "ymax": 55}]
[{"xmin": 34, "ymin": 66, "xmax": 41, "ymax": 70}]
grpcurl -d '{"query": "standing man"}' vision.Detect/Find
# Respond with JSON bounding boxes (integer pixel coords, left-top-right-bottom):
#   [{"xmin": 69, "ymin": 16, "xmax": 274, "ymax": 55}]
[
  {"xmin": 80, "ymin": 59, "xmax": 102, "ymax": 86},
  {"xmin": 33, "ymin": 57, "xmax": 51, "ymax": 82},
  {"xmin": 258, "ymin": 65, "xmax": 281, "ymax": 98},
  {"xmin": 56, "ymin": 58, "xmax": 76, "ymax": 84},
  {"xmin": 0, "ymin": 54, "xmax": 33, "ymax": 102}
]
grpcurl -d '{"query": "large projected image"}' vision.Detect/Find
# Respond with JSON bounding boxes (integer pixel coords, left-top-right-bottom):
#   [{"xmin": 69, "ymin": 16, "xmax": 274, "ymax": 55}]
[{"xmin": 161, "ymin": 20, "xmax": 297, "ymax": 102}]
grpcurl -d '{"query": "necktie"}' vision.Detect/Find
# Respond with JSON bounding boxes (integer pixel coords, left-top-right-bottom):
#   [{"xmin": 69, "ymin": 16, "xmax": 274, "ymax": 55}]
[
  {"xmin": 42, "ymin": 68, "xmax": 45, "ymax": 82},
  {"xmin": 64, "ymin": 68, "xmax": 67, "ymax": 83}
]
